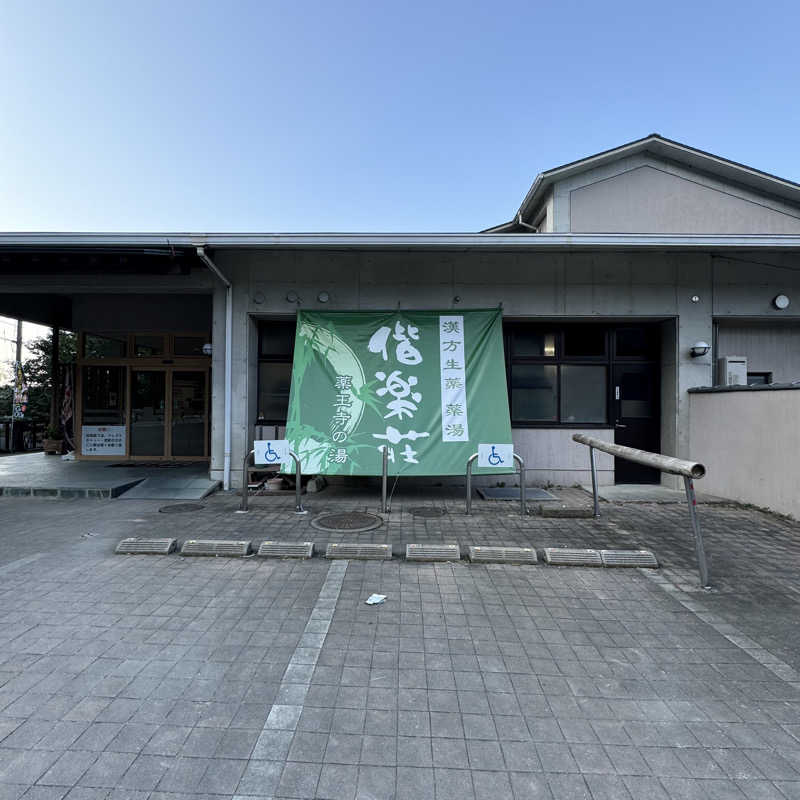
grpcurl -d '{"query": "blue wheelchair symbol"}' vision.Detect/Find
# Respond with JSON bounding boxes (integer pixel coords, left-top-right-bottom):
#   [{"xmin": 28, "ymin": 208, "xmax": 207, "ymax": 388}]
[
  {"xmin": 488, "ymin": 445, "xmax": 503, "ymax": 466},
  {"xmin": 263, "ymin": 442, "xmax": 280, "ymax": 463}
]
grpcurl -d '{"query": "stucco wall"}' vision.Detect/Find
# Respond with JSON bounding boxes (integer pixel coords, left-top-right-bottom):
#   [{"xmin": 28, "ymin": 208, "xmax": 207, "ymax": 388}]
[
  {"xmin": 551, "ymin": 153, "xmax": 800, "ymax": 234},
  {"xmin": 689, "ymin": 389, "xmax": 800, "ymax": 519},
  {"xmin": 570, "ymin": 165, "xmax": 800, "ymax": 234}
]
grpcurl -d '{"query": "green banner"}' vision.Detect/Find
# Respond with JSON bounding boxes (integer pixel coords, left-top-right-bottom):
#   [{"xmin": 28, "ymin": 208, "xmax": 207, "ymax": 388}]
[{"xmin": 284, "ymin": 309, "xmax": 512, "ymax": 476}]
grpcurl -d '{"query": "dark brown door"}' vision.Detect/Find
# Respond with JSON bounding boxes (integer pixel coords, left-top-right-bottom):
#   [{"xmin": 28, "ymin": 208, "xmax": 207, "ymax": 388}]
[{"xmin": 613, "ymin": 363, "xmax": 660, "ymax": 483}]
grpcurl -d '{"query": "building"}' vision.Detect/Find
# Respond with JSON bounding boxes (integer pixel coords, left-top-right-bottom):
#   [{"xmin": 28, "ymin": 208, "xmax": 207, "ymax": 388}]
[{"xmin": 2, "ymin": 134, "xmax": 800, "ymax": 490}]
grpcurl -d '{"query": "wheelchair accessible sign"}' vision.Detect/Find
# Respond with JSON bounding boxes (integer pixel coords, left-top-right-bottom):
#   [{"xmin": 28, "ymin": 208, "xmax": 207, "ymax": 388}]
[
  {"xmin": 254, "ymin": 439, "xmax": 290, "ymax": 465},
  {"xmin": 478, "ymin": 443, "xmax": 514, "ymax": 469}
]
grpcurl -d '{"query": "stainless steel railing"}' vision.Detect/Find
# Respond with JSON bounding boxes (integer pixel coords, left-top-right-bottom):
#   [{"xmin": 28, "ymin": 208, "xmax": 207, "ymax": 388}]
[
  {"xmin": 239, "ymin": 448, "xmax": 305, "ymax": 515},
  {"xmin": 465, "ymin": 452, "xmax": 526, "ymax": 517}
]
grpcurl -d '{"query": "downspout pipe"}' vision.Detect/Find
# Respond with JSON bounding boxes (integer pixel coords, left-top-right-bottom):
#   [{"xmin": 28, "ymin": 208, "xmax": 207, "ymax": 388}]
[
  {"xmin": 196, "ymin": 247, "xmax": 233, "ymax": 491},
  {"xmin": 516, "ymin": 212, "xmax": 538, "ymax": 232}
]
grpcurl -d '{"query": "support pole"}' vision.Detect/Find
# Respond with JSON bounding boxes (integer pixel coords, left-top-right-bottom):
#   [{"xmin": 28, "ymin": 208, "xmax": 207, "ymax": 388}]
[
  {"xmin": 290, "ymin": 451, "xmax": 306, "ymax": 515},
  {"xmin": 9, "ymin": 319, "xmax": 22, "ymax": 454},
  {"xmin": 238, "ymin": 449, "xmax": 255, "ymax": 512},
  {"xmin": 49, "ymin": 326, "xmax": 60, "ymax": 432},
  {"xmin": 513, "ymin": 453, "xmax": 527, "ymax": 516},
  {"xmin": 589, "ymin": 446, "xmax": 600, "ymax": 519},
  {"xmin": 465, "ymin": 453, "xmax": 478, "ymax": 515},
  {"xmin": 683, "ymin": 476, "xmax": 710, "ymax": 588},
  {"xmin": 381, "ymin": 446, "xmax": 388, "ymax": 514},
  {"xmin": 196, "ymin": 247, "xmax": 232, "ymax": 491}
]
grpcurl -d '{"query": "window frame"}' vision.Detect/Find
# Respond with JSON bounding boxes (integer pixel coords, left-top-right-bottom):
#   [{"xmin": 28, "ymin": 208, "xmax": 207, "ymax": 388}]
[
  {"xmin": 256, "ymin": 319, "xmax": 297, "ymax": 425},
  {"xmin": 505, "ymin": 323, "xmax": 613, "ymax": 428}
]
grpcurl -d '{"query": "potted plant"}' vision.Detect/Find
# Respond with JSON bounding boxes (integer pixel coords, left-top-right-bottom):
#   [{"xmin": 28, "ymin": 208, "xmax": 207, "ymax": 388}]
[{"xmin": 43, "ymin": 424, "xmax": 63, "ymax": 455}]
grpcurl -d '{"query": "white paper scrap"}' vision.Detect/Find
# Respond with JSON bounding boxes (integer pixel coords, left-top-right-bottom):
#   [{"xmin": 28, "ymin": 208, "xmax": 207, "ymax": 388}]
[{"xmin": 365, "ymin": 594, "xmax": 387, "ymax": 605}]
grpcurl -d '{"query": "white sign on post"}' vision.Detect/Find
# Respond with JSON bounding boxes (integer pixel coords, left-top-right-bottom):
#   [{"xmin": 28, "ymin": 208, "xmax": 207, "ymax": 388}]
[
  {"xmin": 254, "ymin": 439, "xmax": 290, "ymax": 466},
  {"xmin": 478, "ymin": 443, "xmax": 514, "ymax": 469}
]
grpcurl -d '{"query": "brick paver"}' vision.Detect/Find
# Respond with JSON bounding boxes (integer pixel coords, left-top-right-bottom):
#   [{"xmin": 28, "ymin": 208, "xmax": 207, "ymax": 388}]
[{"xmin": 2, "ymin": 487, "xmax": 800, "ymax": 798}]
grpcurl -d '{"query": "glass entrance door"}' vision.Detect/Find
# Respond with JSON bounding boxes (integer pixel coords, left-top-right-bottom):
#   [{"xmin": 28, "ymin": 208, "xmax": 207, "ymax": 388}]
[
  {"xmin": 131, "ymin": 370, "xmax": 167, "ymax": 456},
  {"xmin": 171, "ymin": 371, "xmax": 207, "ymax": 457}
]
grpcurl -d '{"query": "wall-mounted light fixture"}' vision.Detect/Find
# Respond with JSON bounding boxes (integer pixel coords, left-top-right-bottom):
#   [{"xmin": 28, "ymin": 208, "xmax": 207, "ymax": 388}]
[
  {"xmin": 690, "ymin": 341, "xmax": 710, "ymax": 358},
  {"xmin": 286, "ymin": 290, "xmax": 300, "ymax": 304},
  {"xmin": 317, "ymin": 291, "xmax": 330, "ymax": 303},
  {"xmin": 202, "ymin": 343, "xmax": 213, "ymax": 356},
  {"xmin": 773, "ymin": 294, "xmax": 790, "ymax": 310},
  {"xmin": 691, "ymin": 295, "xmax": 701, "ymax": 303}
]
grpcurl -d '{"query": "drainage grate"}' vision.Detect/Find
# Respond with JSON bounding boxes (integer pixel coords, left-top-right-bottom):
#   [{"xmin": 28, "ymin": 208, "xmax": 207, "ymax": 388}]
[
  {"xmin": 477, "ymin": 487, "xmax": 556, "ymax": 501},
  {"xmin": 311, "ymin": 512, "xmax": 383, "ymax": 533},
  {"xmin": 325, "ymin": 543, "xmax": 391, "ymax": 560},
  {"xmin": 410, "ymin": 507, "xmax": 447, "ymax": 518},
  {"xmin": 600, "ymin": 549, "xmax": 659, "ymax": 568},
  {"xmin": 406, "ymin": 543, "xmax": 461, "ymax": 562},
  {"xmin": 467, "ymin": 546, "xmax": 538, "ymax": 564},
  {"xmin": 543, "ymin": 548, "xmax": 603, "ymax": 567},
  {"xmin": 181, "ymin": 539, "xmax": 251, "ymax": 557},
  {"xmin": 257, "ymin": 541, "xmax": 314, "ymax": 559},
  {"xmin": 158, "ymin": 503, "xmax": 205, "ymax": 514},
  {"xmin": 116, "ymin": 538, "xmax": 177, "ymax": 555}
]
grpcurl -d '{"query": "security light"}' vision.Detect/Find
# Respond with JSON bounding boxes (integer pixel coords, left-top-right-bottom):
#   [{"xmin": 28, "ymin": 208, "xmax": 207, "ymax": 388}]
[
  {"xmin": 773, "ymin": 294, "xmax": 790, "ymax": 310},
  {"xmin": 690, "ymin": 341, "xmax": 710, "ymax": 358}
]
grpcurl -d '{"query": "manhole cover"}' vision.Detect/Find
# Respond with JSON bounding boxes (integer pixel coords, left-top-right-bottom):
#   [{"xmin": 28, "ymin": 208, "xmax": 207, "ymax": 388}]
[
  {"xmin": 410, "ymin": 507, "xmax": 447, "ymax": 518},
  {"xmin": 158, "ymin": 503, "xmax": 205, "ymax": 514},
  {"xmin": 311, "ymin": 511, "xmax": 383, "ymax": 533}
]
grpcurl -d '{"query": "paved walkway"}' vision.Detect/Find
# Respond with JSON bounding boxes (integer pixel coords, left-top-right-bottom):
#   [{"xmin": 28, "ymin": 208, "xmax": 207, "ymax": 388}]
[
  {"xmin": 2, "ymin": 488, "xmax": 800, "ymax": 799},
  {"xmin": 0, "ymin": 453, "xmax": 219, "ymax": 500}
]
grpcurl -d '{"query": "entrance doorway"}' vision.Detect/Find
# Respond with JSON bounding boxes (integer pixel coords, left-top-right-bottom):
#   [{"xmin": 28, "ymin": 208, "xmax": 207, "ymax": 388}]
[
  {"xmin": 77, "ymin": 331, "xmax": 210, "ymax": 460},
  {"xmin": 130, "ymin": 370, "xmax": 208, "ymax": 458},
  {"xmin": 612, "ymin": 327, "xmax": 660, "ymax": 484}
]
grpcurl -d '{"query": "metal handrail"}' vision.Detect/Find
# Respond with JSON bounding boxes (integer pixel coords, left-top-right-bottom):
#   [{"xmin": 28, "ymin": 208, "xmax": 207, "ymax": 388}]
[
  {"xmin": 572, "ymin": 434, "xmax": 705, "ymax": 479},
  {"xmin": 466, "ymin": 452, "xmax": 526, "ymax": 516},
  {"xmin": 239, "ymin": 448, "xmax": 305, "ymax": 514},
  {"xmin": 572, "ymin": 434, "xmax": 709, "ymax": 588}
]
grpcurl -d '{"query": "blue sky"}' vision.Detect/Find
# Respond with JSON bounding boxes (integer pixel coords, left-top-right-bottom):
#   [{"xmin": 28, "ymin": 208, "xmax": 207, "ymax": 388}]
[{"xmin": 1, "ymin": 0, "xmax": 798, "ymax": 232}]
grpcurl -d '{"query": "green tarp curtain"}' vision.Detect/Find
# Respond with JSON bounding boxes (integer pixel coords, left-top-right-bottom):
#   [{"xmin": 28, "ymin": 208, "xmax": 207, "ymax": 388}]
[{"xmin": 284, "ymin": 308, "xmax": 513, "ymax": 476}]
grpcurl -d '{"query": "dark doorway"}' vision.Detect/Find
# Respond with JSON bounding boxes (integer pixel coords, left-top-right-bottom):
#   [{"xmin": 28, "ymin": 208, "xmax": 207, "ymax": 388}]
[
  {"xmin": 612, "ymin": 326, "xmax": 660, "ymax": 484},
  {"xmin": 613, "ymin": 362, "xmax": 660, "ymax": 483}
]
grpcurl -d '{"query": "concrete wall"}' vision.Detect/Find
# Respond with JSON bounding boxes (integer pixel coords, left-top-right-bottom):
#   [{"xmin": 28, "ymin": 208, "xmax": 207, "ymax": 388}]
[
  {"xmin": 251, "ymin": 424, "xmax": 615, "ymax": 487},
  {"xmin": 512, "ymin": 427, "xmax": 613, "ymax": 487},
  {"xmin": 551, "ymin": 153, "xmax": 800, "ymax": 233},
  {"xmin": 660, "ymin": 318, "xmax": 679, "ymax": 489},
  {"xmin": 717, "ymin": 321, "xmax": 800, "ymax": 383},
  {"xmin": 209, "ymin": 248, "xmax": 727, "ymax": 488},
  {"xmin": 204, "ymin": 248, "xmax": 800, "ymax": 489},
  {"xmin": 689, "ymin": 388, "xmax": 800, "ymax": 519}
]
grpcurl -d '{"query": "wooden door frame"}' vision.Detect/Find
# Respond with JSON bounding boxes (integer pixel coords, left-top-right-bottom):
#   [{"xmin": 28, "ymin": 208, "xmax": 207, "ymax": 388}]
[{"xmin": 75, "ymin": 331, "xmax": 211, "ymax": 461}]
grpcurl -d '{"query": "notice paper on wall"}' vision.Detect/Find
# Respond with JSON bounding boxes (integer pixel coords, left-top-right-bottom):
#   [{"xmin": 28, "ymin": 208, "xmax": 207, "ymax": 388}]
[{"xmin": 81, "ymin": 425, "xmax": 126, "ymax": 456}]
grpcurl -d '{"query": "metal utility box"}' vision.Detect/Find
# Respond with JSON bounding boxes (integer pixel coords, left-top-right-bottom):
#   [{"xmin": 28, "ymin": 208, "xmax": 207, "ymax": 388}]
[{"xmin": 717, "ymin": 355, "xmax": 748, "ymax": 386}]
